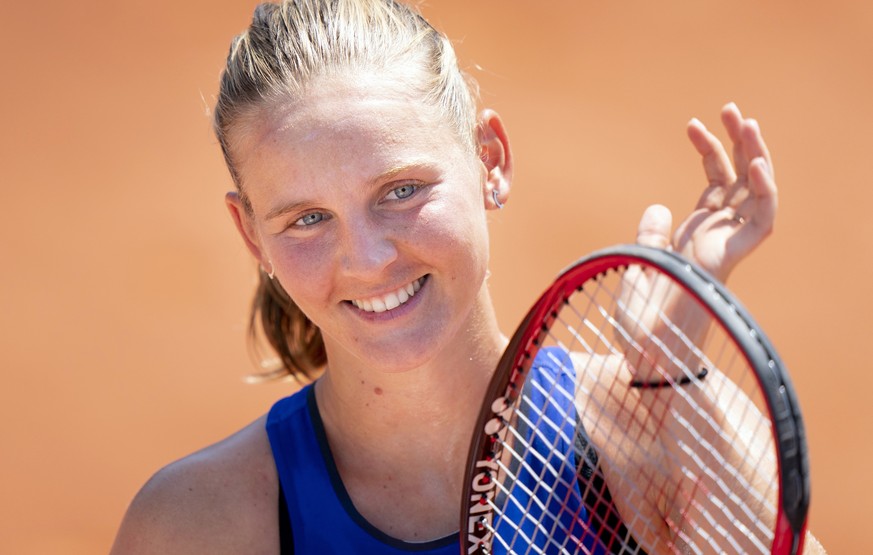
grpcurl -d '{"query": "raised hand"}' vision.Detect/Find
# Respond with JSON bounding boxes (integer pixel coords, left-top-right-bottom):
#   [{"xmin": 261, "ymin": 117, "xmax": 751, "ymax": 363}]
[{"xmin": 636, "ymin": 102, "xmax": 777, "ymax": 282}]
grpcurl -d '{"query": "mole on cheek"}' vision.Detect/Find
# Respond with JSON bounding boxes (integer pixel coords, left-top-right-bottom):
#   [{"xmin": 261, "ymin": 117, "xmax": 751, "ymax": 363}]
[{"xmin": 374, "ymin": 387, "xmax": 383, "ymax": 396}]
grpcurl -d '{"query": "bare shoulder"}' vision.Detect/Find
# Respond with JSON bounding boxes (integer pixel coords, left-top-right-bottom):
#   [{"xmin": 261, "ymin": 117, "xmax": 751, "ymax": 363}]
[{"xmin": 110, "ymin": 415, "xmax": 279, "ymax": 555}]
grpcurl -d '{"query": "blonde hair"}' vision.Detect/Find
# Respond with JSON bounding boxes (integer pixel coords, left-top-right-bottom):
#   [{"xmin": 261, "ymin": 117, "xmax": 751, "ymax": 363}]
[{"xmin": 214, "ymin": 0, "xmax": 479, "ymax": 381}]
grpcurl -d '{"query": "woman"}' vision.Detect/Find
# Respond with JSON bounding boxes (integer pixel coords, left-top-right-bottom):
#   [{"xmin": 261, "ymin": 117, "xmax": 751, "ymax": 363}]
[{"xmin": 110, "ymin": 0, "xmax": 821, "ymax": 553}]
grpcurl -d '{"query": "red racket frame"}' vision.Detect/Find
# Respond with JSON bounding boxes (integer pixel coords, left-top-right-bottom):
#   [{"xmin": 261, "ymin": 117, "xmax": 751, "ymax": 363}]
[{"xmin": 461, "ymin": 245, "xmax": 809, "ymax": 555}]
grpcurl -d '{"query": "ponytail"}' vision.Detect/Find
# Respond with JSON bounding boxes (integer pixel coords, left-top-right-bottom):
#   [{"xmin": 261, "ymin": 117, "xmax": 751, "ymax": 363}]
[{"xmin": 249, "ymin": 268, "xmax": 326, "ymax": 382}]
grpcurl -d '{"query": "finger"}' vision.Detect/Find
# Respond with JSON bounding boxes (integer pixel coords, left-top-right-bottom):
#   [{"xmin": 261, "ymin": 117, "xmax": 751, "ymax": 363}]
[
  {"xmin": 739, "ymin": 119, "xmax": 774, "ymax": 180},
  {"xmin": 687, "ymin": 118, "xmax": 736, "ymax": 210},
  {"xmin": 636, "ymin": 204, "xmax": 673, "ymax": 249},
  {"xmin": 725, "ymin": 118, "xmax": 776, "ymax": 210},
  {"xmin": 687, "ymin": 118, "xmax": 737, "ymax": 187},
  {"xmin": 721, "ymin": 103, "xmax": 752, "ymax": 182},
  {"xmin": 720, "ymin": 102, "xmax": 744, "ymax": 144},
  {"xmin": 731, "ymin": 157, "xmax": 777, "ymax": 256},
  {"xmin": 746, "ymin": 156, "xmax": 777, "ymax": 231}
]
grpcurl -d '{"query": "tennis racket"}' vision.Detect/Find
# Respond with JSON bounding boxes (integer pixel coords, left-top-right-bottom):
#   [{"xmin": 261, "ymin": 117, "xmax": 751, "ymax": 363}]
[{"xmin": 461, "ymin": 244, "xmax": 809, "ymax": 555}]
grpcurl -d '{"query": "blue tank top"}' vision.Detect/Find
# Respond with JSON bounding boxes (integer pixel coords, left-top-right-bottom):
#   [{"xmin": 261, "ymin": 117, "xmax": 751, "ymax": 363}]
[
  {"xmin": 266, "ymin": 347, "xmax": 607, "ymax": 554},
  {"xmin": 495, "ymin": 347, "xmax": 606, "ymax": 554},
  {"xmin": 266, "ymin": 385, "xmax": 459, "ymax": 554}
]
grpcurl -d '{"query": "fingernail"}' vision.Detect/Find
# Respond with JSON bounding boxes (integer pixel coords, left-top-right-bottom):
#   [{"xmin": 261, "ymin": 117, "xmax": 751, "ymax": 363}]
[
  {"xmin": 746, "ymin": 118, "xmax": 762, "ymax": 138},
  {"xmin": 689, "ymin": 117, "xmax": 704, "ymax": 129}
]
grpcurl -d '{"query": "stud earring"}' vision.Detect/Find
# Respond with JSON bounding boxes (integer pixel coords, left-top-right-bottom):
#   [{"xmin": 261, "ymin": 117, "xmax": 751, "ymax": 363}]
[{"xmin": 262, "ymin": 261, "xmax": 275, "ymax": 280}]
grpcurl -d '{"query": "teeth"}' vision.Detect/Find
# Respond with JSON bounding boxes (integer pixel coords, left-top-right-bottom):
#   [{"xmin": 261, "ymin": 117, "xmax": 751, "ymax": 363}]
[{"xmin": 352, "ymin": 277, "xmax": 424, "ymax": 313}]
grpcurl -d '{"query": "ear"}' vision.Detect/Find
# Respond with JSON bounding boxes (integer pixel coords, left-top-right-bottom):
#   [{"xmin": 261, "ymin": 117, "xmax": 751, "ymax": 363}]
[
  {"xmin": 225, "ymin": 191, "xmax": 267, "ymax": 265},
  {"xmin": 477, "ymin": 109, "xmax": 513, "ymax": 209}
]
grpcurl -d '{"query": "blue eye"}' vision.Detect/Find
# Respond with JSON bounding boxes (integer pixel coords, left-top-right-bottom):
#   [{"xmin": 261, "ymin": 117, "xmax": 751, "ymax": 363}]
[
  {"xmin": 387, "ymin": 184, "xmax": 417, "ymax": 200},
  {"xmin": 295, "ymin": 212, "xmax": 325, "ymax": 226}
]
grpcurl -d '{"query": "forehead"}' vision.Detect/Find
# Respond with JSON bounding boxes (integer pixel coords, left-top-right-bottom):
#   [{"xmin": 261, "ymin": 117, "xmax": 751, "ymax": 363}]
[{"xmin": 233, "ymin": 71, "xmax": 464, "ymax": 179}]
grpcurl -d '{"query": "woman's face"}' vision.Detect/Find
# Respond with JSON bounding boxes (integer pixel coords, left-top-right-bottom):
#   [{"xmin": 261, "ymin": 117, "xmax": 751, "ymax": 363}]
[{"xmin": 228, "ymin": 70, "xmax": 502, "ymax": 373}]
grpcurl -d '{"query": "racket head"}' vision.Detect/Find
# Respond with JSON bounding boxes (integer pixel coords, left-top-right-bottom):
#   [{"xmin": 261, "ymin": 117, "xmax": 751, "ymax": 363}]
[{"xmin": 461, "ymin": 244, "xmax": 809, "ymax": 555}]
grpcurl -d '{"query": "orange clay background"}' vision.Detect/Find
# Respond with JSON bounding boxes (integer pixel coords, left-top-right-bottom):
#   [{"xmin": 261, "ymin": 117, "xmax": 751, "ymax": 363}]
[{"xmin": 2, "ymin": 1, "xmax": 870, "ymax": 553}]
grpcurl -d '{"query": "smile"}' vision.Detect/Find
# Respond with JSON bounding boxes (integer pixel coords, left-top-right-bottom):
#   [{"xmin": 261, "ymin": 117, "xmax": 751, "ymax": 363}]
[{"xmin": 350, "ymin": 276, "xmax": 426, "ymax": 313}]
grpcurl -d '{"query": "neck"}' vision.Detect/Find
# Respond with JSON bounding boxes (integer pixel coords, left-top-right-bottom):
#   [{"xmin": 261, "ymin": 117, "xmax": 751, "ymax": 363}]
[
  {"xmin": 314, "ymin": 287, "xmax": 505, "ymax": 464},
  {"xmin": 309, "ymin": 288, "xmax": 506, "ymax": 540}
]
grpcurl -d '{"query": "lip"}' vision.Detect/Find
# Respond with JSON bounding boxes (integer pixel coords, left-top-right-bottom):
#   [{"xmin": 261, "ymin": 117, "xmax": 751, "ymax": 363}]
[{"xmin": 345, "ymin": 275, "xmax": 429, "ymax": 320}]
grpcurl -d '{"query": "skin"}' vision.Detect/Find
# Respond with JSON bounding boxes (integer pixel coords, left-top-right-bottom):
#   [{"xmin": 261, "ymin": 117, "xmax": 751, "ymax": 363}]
[
  {"xmin": 109, "ymin": 67, "xmax": 825, "ymax": 553},
  {"xmin": 225, "ymin": 70, "xmax": 510, "ymax": 539}
]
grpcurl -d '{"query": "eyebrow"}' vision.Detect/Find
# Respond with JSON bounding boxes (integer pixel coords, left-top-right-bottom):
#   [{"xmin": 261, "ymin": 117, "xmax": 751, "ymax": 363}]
[
  {"xmin": 264, "ymin": 161, "xmax": 434, "ymax": 221},
  {"xmin": 265, "ymin": 200, "xmax": 311, "ymax": 221}
]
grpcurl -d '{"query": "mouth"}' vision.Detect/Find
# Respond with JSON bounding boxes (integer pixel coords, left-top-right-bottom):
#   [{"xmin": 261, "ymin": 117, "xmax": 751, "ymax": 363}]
[{"xmin": 349, "ymin": 276, "xmax": 427, "ymax": 313}]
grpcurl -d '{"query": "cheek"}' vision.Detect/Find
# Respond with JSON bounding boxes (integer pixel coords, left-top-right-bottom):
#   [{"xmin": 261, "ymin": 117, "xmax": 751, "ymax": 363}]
[
  {"xmin": 415, "ymin": 192, "xmax": 490, "ymax": 268},
  {"xmin": 269, "ymin": 237, "xmax": 335, "ymax": 313}
]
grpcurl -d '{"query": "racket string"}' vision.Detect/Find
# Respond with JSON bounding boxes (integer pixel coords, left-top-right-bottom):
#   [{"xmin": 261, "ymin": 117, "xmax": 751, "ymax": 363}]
[
  {"xmin": 597, "ymin": 270, "xmax": 775, "ymax": 529},
  {"xmin": 556, "ymin": 279, "xmax": 676, "ymax": 552},
  {"xmin": 495, "ymin": 370, "xmax": 600, "ymax": 553},
  {"xmin": 482, "ymin": 264, "xmax": 778, "ymax": 554},
  {"xmin": 493, "ymin": 361, "xmax": 653, "ymax": 553},
  {"xmin": 579, "ymin": 271, "xmax": 721, "ymax": 547}
]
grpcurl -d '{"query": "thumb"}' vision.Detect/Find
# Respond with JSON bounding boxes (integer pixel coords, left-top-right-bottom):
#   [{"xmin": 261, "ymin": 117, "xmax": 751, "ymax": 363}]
[{"xmin": 636, "ymin": 204, "xmax": 673, "ymax": 249}]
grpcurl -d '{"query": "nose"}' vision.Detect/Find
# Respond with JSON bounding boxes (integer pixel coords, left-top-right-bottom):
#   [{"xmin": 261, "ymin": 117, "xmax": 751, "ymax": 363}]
[{"xmin": 338, "ymin": 213, "xmax": 399, "ymax": 280}]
